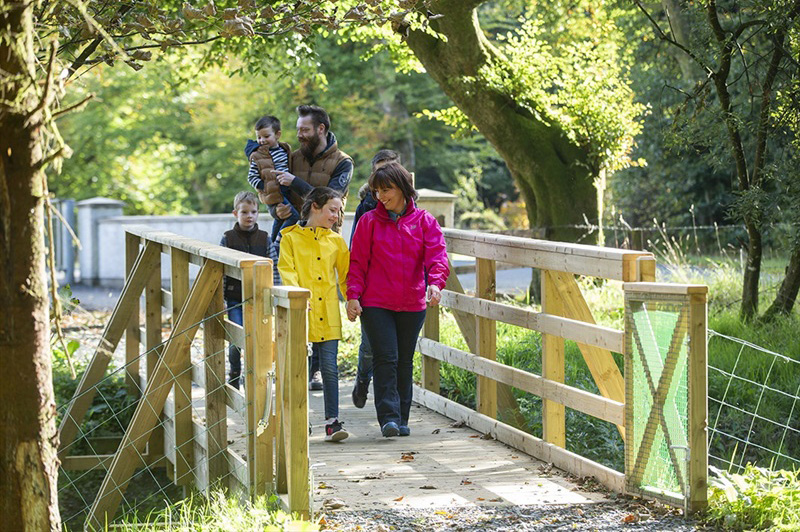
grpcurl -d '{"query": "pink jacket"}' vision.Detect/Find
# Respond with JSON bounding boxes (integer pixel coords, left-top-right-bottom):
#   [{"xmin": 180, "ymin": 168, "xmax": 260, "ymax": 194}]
[{"xmin": 347, "ymin": 199, "xmax": 450, "ymax": 312}]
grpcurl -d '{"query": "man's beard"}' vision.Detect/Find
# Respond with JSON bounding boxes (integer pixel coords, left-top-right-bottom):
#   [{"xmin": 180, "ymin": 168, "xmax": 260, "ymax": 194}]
[{"xmin": 299, "ymin": 133, "xmax": 322, "ymax": 160}]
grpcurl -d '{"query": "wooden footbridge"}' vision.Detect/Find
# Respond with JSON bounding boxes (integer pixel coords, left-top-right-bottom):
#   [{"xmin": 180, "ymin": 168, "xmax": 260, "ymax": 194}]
[{"xmin": 58, "ymin": 225, "xmax": 708, "ymax": 529}]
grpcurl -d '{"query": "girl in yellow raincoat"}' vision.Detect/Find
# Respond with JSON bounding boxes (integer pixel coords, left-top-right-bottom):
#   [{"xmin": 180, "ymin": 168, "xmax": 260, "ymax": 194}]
[{"xmin": 278, "ymin": 187, "xmax": 350, "ymax": 442}]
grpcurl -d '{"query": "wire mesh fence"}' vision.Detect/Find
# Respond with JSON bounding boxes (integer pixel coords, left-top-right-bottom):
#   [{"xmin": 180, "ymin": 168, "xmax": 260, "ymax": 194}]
[
  {"xmin": 625, "ymin": 291, "xmax": 692, "ymax": 506},
  {"xmin": 707, "ymin": 329, "xmax": 800, "ymax": 473},
  {"xmin": 57, "ymin": 303, "xmax": 250, "ymax": 529}
]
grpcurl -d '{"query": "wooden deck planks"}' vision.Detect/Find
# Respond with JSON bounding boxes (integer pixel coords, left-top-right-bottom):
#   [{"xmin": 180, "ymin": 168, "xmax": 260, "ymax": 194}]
[
  {"xmin": 305, "ymin": 381, "xmax": 612, "ymax": 512},
  {"xmin": 186, "ymin": 377, "xmax": 613, "ymax": 513}
]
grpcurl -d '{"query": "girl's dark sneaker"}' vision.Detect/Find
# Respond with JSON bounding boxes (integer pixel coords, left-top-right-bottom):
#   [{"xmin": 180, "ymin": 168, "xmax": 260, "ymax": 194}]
[{"xmin": 325, "ymin": 420, "xmax": 348, "ymax": 442}]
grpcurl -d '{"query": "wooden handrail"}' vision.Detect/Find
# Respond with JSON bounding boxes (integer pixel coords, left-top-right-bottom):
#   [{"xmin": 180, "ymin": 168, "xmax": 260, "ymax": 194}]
[
  {"xmin": 443, "ymin": 228, "xmax": 654, "ymax": 281},
  {"xmin": 125, "ymin": 224, "xmax": 271, "ymax": 275}
]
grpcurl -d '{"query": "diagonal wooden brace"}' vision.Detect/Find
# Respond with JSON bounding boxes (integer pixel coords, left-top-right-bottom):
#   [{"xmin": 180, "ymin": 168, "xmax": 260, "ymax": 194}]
[
  {"xmin": 58, "ymin": 240, "xmax": 161, "ymax": 458},
  {"xmin": 86, "ymin": 259, "xmax": 222, "ymax": 529}
]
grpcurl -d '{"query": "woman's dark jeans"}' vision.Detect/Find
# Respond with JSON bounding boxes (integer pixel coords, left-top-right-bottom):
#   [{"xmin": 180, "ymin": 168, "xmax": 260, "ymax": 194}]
[{"xmin": 361, "ymin": 307, "xmax": 426, "ymax": 428}]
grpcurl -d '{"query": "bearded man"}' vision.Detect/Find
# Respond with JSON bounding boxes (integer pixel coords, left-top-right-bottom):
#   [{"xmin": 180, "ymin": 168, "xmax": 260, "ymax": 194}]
[
  {"xmin": 274, "ymin": 104, "xmax": 354, "ymax": 221},
  {"xmin": 274, "ymin": 104, "xmax": 353, "ymax": 392}
]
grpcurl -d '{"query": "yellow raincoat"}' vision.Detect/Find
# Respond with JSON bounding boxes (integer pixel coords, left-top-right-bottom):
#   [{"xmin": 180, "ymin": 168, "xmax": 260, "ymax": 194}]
[{"xmin": 277, "ymin": 224, "xmax": 349, "ymax": 343}]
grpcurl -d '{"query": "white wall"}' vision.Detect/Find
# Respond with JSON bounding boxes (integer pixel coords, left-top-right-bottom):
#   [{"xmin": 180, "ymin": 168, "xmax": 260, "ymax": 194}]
[
  {"xmin": 81, "ymin": 190, "xmax": 454, "ymax": 287},
  {"xmin": 94, "ymin": 213, "xmax": 355, "ymax": 287}
]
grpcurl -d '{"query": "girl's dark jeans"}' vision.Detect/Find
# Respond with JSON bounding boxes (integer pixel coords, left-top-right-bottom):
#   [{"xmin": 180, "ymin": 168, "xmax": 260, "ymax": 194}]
[{"xmin": 361, "ymin": 306, "xmax": 426, "ymax": 428}]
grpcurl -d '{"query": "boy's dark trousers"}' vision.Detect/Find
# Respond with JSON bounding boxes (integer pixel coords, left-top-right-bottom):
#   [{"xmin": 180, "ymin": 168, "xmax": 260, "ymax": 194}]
[{"xmin": 226, "ymin": 300, "xmax": 243, "ymax": 388}]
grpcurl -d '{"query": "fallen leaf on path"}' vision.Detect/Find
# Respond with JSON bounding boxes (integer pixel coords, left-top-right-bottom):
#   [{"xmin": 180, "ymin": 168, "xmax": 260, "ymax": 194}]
[
  {"xmin": 399, "ymin": 452, "xmax": 416, "ymax": 462},
  {"xmin": 432, "ymin": 428, "xmax": 441, "ymax": 434},
  {"xmin": 419, "ymin": 485, "xmax": 437, "ymax": 489},
  {"xmin": 322, "ymin": 498, "xmax": 346, "ymax": 510},
  {"xmin": 393, "ymin": 495, "xmax": 404, "ymax": 501},
  {"xmin": 477, "ymin": 497, "xmax": 485, "ymax": 501},
  {"xmin": 480, "ymin": 433, "xmax": 494, "ymax": 440},
  {"xmin": 450, "ymin": 420, "xmax": 466, "ymax": 428},
  {"xmin": 469, "ymin": 435, "xmax": 480, "ymax": 438},
  {"xmin": 623, "ymin": 514, "xmax": 638, "ymax": 523},
  {"xmin": 318, "ymin": 482, "xmax": 331, "ymax": 489},
  {"xmin": 364, "ymin": 472, "xmax": 385, "ymax": 480},
  {"xmin": 461, "ymin": 479, "xmax": 472, "ymax": 485},
  {"xmin": 490, "ymin": 498, "xmax": 502, "ymax": 502}
]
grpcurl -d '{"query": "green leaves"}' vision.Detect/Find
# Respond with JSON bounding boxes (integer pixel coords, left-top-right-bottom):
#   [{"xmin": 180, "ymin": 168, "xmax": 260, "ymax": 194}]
[{"xmin": 478, "ymin": 6, "xmax": 646, "ymax": 174}]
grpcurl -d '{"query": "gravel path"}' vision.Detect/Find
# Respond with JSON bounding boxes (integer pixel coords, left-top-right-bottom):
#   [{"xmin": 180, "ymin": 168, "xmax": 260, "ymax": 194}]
[{"xmin": 318, "ymin": 499, "xmax": 704, "ymax": 531}]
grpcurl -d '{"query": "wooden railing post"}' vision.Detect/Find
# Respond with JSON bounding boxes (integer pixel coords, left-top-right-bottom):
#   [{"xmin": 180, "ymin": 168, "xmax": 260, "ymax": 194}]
[
  {"xmin": 204, "ymin": 281, "xmax": 228, "ymax": 487},
  {"xmin": 274, "ymin": 306, "xmax": 288, "ymax": 496},
  {"xmin": 273, "ymin": 287, "xmax": 310, "ymax": 518},
  {"xmin": 251, "ymin": 262, "xmax": 274, "ymax": 495},
  {"xmin": 171, "ymin": 249, "xmax": 192, "ymax": 486},
  {"xmin": 125, "ymin": 233, "xmax": 140, "ymax": 397},
  {"xmin": 475, "ymin": 258, "xmax": 497, "ymax": 419},
  {"xmin": 688, "ymin": 289, "xmax": 708, "ymax": 512},
  {"xmin": 145, "ymin": 247, "xmax": 165, "ymax": 468},
  {"xmin": 289, "ymin": 294, "xmax": 310, "ymax": 518},
  {"xmin": 422, "ymin": 298, "xmax": 441, "ymax": 394},
  {"xmin": 541, "ymin": 270, "xmax": 566, "ymax": 447},
  {"xmin": 240, "ymin": 262, "xmax": 259, "ymax": 493}
]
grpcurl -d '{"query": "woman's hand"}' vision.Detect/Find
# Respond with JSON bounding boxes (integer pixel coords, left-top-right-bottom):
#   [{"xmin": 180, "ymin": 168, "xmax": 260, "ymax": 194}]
[
  {"xmin": 346, "ymin": 299, "xmax": 362, "ymax": 321},
  {"xmin": 426, "ymin": 285, "xmax": 442, "ymax": 306}
]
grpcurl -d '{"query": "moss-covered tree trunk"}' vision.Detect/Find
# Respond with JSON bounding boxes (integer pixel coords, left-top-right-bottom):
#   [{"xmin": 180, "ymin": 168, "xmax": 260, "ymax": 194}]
[
  {"xmin": 402, "ymin": 0, "xmax": 598, "ymax": 243},
  {"xmin": 0, "ymin": 2, "xmax": 61, "ymax": 529}
]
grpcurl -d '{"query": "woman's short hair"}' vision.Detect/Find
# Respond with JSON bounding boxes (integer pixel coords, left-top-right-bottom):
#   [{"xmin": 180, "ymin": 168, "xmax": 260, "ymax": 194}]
[
  {"xmin": 368, "ymin": 162, "xmax": 418, "ymax": 203},
  {"xmin": 301, "ymin": 186, "xmax": 342, "ymax": 220}
]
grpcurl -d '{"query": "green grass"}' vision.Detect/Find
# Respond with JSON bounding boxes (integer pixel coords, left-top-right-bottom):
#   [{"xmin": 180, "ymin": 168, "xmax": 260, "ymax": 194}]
[{"xmin": 107, "ymin": 490, "xmax": 317, "ymax": 531}]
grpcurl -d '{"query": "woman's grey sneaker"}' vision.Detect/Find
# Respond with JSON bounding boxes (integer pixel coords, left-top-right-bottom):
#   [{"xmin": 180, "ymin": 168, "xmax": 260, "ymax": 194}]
[
  {"xmin": 325, "ymin": 420, "xmax": 348, "ymax": 442},
  {"xmin": 308, "ymin": 370, "xmax": 323, "ymax": 391},
  {"xmin": 381, "ymin": 421, "xmax": 400, "ymax": 437},
  {"xmin": 351, "ymin": 379, "xmax": 369, "ymax": 408},
  {"xmin": 398, "ymin": 425, "xmax": 410, "ymax": 436}
]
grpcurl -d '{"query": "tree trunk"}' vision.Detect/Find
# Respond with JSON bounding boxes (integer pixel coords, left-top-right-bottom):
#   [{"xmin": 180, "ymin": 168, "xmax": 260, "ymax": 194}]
[
  {"xmin": 761, "ymin": 244, "xmax": 800, "ymax": 320},
  {"xmin": 403, "ymin": 1, "xmax": 598, "ymax": 243},
  {"xmin": 740, "ymin": 221, "xmax": 762, "ymax": 320},
  {"xmin": 0, "ymin": 3, "xmax": 62, "ymax": 530}
]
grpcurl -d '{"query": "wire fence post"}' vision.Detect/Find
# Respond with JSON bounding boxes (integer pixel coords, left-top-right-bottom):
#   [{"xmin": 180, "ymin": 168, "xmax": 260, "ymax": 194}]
[{"xmin": 688, "ymin": 288, "xmax": 708, "ymax": 512}]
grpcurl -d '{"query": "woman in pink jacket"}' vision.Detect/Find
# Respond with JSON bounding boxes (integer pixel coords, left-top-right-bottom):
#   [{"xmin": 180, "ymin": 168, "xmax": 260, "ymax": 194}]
[{"xmin": 346, "ymin": 162, "xmax": 450, "ymax": 437}]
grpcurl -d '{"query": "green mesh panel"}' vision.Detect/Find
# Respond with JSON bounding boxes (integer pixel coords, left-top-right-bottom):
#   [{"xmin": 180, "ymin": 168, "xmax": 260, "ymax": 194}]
[{"xmin": 625, "ymin": 292, "xmax": 690, "ymax": 506}]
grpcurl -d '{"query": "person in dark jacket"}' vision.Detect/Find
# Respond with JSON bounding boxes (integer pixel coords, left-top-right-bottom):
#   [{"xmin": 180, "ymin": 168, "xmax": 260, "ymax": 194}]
[
  {"xmin": 349, "ymin": 150, "xmax": 401, "ymax": 409},
  {"xmin": 219, "ymin": 191, "xmax": 281, "ymax": 389}
]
